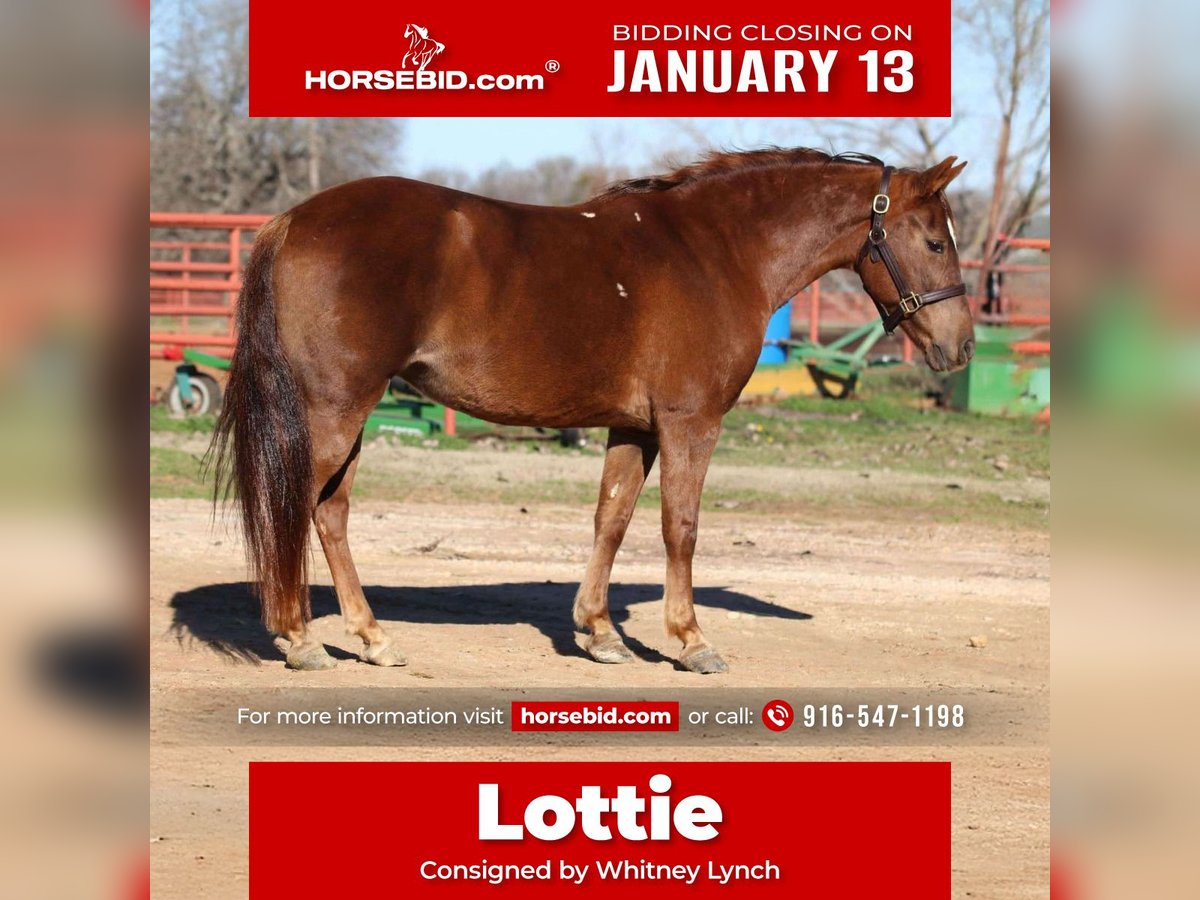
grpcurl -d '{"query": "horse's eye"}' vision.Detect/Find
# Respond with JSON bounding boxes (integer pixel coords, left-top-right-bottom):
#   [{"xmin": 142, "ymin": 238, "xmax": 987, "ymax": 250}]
[{"xmin": 927, "ymin": 240, "xmax": 946, "ymax": 254}]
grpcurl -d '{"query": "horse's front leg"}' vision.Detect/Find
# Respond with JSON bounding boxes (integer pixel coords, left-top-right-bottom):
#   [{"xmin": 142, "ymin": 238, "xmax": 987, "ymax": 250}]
[
  {"xmin": 573, "ymin": 428, "xmax": 658, "ymax": 663},
  {"xmin": 657, "ymin": 414, "xmax": 727, "ymax": 674}
]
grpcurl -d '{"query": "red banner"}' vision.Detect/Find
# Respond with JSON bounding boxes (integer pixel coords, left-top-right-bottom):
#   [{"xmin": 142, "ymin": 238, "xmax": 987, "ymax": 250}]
[
  {"xmin": 249, "ymin": 0, "xmax": 952, "ymax": 116},
  {"xmin": 250, "ymin": 761, "xmax": 949, "ymax": 897}
]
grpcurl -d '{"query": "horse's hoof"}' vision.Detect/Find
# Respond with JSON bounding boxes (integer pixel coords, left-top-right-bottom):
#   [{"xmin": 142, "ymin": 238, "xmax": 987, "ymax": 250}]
[
  {"xmin": 363, "ymin": 641, "xmax": 408, "ymax": 668},
  {"xmin": 681, "ymin": 647, "xmax": 729, "ymax": 675},
  {"xmin": 286, "ymin": 643, "xmax": 337, "ymax": 671},
  {"xmin": 586, "ymin": 633, "xmax": 635, "ymax": 664}
]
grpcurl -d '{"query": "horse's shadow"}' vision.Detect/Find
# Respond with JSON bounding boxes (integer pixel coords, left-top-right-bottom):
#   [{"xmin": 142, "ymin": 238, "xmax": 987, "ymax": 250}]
[{"xmin": 166, "ymin": 581, "xmax": 812, "ymax": 668}]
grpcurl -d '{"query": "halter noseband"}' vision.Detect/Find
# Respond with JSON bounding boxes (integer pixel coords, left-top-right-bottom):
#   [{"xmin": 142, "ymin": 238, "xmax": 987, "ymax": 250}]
[{"xmin": 856, "ymin": 165, "xmax": 966, "ymax": 334}]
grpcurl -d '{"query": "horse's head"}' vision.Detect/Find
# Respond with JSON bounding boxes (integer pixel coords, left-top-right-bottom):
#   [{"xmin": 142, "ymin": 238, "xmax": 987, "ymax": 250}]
[
  {"xmin": 855, "ymin": 157, "xmax": 974, "ymax": 372},
  {"xmin": 404, "ymin": 23, "xmax": 427, "ymax": 39}
]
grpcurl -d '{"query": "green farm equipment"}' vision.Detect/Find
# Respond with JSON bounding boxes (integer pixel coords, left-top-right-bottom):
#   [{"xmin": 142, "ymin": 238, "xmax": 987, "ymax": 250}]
[
  {"xmin": 942, "ymin": 324, "xmax": 1050, "ymax": 416},
  {"xmin": 789, "ymin": 319, "xmax": 896, "ymax": 398},
  {"xmin": 753, "ymin": 319, "xmax": 899, "ymax": 399}
]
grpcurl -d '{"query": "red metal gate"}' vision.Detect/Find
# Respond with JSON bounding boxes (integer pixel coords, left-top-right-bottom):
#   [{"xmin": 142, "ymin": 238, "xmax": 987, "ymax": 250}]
[{"xmin": 149, "ymin": 213, "xmax": 269, "ymax": 359}]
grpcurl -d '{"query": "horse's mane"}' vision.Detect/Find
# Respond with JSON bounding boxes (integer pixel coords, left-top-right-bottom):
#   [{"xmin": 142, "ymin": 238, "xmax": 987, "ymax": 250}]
[{"xmin": 596, "ymin": 147, "xmax": 884, "ymax": 199}]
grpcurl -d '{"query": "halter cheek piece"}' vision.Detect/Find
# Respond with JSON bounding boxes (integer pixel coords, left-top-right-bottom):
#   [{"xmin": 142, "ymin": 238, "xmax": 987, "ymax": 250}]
[{"xmin": 855, "ymin": 165, "xmax": 966, "ymax": 334}]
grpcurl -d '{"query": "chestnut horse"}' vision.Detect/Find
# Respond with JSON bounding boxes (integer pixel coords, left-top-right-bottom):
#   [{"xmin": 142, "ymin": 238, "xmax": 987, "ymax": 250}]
[{"xmin": 212, "ymin": 148, "xmax": 972, "ymax": 674}]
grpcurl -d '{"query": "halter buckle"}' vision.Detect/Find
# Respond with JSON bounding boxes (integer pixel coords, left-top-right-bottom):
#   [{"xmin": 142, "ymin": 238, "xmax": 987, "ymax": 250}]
[
  {"xmin": 868, "ymin": 226, "xmax": 887, "ymax": 244},
  {"xmin": 899, "ymin": 293, "xmax": 922, "ymax": 315},
  {"xmin": 871, "ymin": 194, "xmax": 891, "ymax": 215}
]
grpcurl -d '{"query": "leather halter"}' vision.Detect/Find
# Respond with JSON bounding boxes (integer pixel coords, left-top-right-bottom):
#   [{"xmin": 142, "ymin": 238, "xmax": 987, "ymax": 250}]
[{"xmin": 855, "ymin": 165, "xmax": 966, "ymax": 334}]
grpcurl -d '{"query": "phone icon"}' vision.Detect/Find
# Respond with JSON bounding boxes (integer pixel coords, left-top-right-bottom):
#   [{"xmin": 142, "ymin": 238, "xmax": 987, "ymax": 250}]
[{"xmin": 762, "ymin": 699, "xmax": 794, "ymax": 732}]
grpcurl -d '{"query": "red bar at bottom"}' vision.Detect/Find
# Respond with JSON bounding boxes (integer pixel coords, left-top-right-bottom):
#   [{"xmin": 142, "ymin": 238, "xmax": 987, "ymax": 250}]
[{"xmin": 250, "ymin": 761, "xmax": 949, "ymax": 898}]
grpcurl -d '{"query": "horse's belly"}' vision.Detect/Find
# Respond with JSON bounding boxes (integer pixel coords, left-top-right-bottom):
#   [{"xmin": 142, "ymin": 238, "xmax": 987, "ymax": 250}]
[{"xmin": 401, "ymin": 348, "xmax": 650, "ymax": 430}]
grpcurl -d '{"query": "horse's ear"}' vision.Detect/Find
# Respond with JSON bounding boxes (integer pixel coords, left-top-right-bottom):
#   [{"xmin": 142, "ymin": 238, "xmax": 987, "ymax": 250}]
[{"xmin": 915, "ymin": 157, "xmax": 967, "ymax": 196}]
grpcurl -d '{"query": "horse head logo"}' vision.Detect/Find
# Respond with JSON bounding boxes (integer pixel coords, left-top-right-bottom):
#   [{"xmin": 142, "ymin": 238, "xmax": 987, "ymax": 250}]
[{"xmin": 403, "ymin": 23, "xmax": 446, "ymax": 72}]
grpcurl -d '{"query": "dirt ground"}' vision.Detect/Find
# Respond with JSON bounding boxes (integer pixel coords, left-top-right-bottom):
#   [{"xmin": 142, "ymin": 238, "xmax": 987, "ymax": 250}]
[{"xmin": 150, "ymin": 445, "xmax": 1049, "ymax": 898}]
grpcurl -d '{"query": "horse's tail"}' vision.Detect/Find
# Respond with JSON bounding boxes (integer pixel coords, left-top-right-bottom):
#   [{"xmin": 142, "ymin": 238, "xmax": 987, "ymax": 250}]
[{"xmin": 209, "ymin": 212, "xmax": 313, "ymax": 636}]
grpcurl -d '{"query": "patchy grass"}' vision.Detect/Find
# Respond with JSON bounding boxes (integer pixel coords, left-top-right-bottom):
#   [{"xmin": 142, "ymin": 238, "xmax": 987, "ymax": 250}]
[
  {"xmin": 349, "ymin": 470, "xmax": 600, "ymax": 508},
  {"xmin": 149, "ymin": 405, "xmax": 219, "ymax": 435},
  {"xmin": 363, "ymin": 429, "xmax": 474, "ymax": 451},
  {"xmin": 150, "ymin": 367, "xmax": 1049, "ymax": 530},
  {"xmin": 717, "ymin": 369, "xmax": 1050, "ymax": 483},
  {"xmin": 150, "ymin": 447, "xmax": 212, "ymax": 500}
]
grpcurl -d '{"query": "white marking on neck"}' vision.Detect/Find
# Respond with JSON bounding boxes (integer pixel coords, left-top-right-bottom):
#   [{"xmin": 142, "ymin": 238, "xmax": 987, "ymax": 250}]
[
  {"xmin": 616, "ymin": 282, "xmax": 628, "ymax": 298},
  {"xmin": 580, "ymin": 211, "xmax": 596, "ymax": 218}
]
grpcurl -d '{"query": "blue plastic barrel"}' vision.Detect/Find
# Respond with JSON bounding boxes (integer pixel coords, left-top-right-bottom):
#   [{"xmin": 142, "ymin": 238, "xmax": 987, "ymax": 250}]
[{"xmin": 758, "ymin": 300, "xmax": 792, "ymax": 364}]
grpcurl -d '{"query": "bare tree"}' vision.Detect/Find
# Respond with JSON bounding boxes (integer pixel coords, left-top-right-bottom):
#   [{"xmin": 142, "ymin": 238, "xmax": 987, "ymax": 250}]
[
  {"xmin": 150, "ymin": 0, "xmax": 403, "ymax": 213},
  {"xmin": 960, "ymin": 0, "xmax": 1050, "ymax": 299},
  {"xmin": 422, "ymin": 157, "xmax": 631, "ymax": 206},
  {"xmin": 804, "ymin": 0, "xmax": 1049, "ymax": 298},
  {"xmin": 811, "ymin": 116, "xmax": 963, "ymax": 171}
]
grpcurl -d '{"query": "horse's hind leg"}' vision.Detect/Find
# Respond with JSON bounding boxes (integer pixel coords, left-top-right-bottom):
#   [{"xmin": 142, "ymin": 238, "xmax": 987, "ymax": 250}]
[
  {"xmin": 310, "ymin": 419, "xmax": 407, "ymax": 668},
  {"xmin": 657, "ymin": 414, "xmax": 727, "ymax": 674},
  {"xmin": 573, "ymin": 428, "xmax": 658, "ymax": 663},
  {"xmin": 280, "ymin": 406, "xmax": 371, "ymax": 671},
  {"xmin": 279, "ymin": 415, "xmax": 350, "ymax": 671}
]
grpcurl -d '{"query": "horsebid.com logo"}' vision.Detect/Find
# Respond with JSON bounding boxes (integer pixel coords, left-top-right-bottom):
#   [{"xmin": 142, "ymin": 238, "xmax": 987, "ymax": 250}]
[{"xmin": 305, "ymin": 21, "xmax": 546, "ymax": 92}]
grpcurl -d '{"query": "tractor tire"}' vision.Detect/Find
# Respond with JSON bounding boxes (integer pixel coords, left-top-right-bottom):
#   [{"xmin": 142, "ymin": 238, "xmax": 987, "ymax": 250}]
[{"xmin": 167, "ymin": 374, "xmax": 222, "ymax": 417}]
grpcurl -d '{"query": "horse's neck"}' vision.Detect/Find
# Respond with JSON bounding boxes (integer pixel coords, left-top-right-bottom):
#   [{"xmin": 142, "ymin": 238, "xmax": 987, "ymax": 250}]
[{"xmin": 684, "ymin": 167, "xmax": 876, "ymax": 305}]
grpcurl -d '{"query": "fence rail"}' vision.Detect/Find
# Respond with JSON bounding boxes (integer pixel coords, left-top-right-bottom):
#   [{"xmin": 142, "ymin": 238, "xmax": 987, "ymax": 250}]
[{"xmin": 149, "ymin": 213, "xmax": 268, "ymax": 360}]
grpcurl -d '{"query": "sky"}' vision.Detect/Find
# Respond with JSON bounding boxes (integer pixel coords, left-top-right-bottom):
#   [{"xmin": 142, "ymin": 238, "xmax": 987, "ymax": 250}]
[{"xmin": 403, "ymin": 109, "xmax": 997, "ymax": 189}]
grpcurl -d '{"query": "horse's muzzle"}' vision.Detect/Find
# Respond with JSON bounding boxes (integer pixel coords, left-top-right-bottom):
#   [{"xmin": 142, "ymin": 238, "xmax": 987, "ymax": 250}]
[{"xmin": 926, "ymin": 338, "xmax": 975, "ymax": 372}]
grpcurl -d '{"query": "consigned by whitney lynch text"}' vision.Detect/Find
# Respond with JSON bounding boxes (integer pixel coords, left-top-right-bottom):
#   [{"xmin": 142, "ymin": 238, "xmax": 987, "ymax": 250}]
[{"xmin": 419, "ymin": 858, "xmax": 781, "ymax": 887}]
